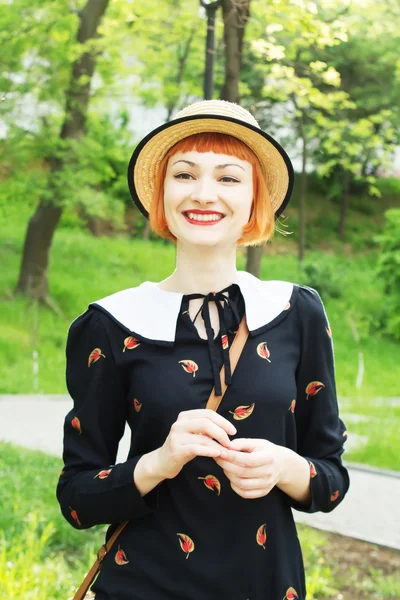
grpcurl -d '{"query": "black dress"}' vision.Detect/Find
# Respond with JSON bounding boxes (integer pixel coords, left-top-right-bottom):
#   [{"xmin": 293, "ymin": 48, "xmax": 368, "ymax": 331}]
[{"xmin": 56, "ymin": 272, "xmax": 350, "ymax": 600}]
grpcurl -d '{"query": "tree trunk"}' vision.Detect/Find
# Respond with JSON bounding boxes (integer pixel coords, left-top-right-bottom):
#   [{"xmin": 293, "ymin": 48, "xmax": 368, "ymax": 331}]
[
  {"xmin": 220, "ymin": 0, "xmax": 249, "ymax": 104},
  {"xmin": 16, "ymin": 0, "xmax": 110, "ymax": 301},
  {"xmin": 219, "ymin": 0, "xmax": 260, "ymax": 277},
  {"xmin": 142, "ymin": 220, "xmax": 152, "ymax": 240},
  {"xmin": 338, "ymin": 170, "xmax": 350, "ymax": 239}
]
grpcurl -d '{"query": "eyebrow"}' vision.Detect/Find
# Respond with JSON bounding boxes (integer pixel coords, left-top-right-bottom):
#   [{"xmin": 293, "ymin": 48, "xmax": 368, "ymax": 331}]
[{"xmin": 172, "ymin": 159, "xmax": 245, "ymax": 171}]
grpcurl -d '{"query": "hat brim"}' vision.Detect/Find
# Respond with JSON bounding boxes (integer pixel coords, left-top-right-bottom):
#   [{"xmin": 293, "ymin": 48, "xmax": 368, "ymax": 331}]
[{"xmin": 127, "ymin": 114, "xmax": 294, "ymax": 221}]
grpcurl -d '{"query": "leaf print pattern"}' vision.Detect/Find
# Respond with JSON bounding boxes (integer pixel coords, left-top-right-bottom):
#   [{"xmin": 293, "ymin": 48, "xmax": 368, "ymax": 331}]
[
  {"xmin": 257, "ymin": 342, "xmax": 271, "ymax": 363},
  {"xmin": 288, "ymin": 399, "xmax": 296, "ymax": 413},
  {"xmin": 69, "ymin": 506, "xmax": 81, "ymax": 527},
  {"xmin": 115, "ymin": 545, "xmax": 129, "ymax": 565},
  {"xmin": 71, "ymin": 416, "xmax": 82, "ymax": 434},
  {"xmin": 177, "ymin": 533, "xmax": 195, "ymax": 559},
  {"xmin": 256, "ymin": 523, "xmax": 267, "ymax": 549},
  {"xmin": 283, "ymin": 588, "xmax": 299, "ymax": 600},
  {"xmin": 123, "ymin": 336, "xmax": 140, "ymax": 352},
  {"xmin": 88, "ymin": 348, "xmax": 105, "ymax": 367},
  {"xmin": 229, "ymin": 403, "xmax": 255, "ymax": 420},
  {"xmin": 309, "ymin": 461, "xmax": 317, "ymax": 478},
  {"xmin": 331, "ymin": 490, "xmax": 340, "ymax": 501},
  {"xmin": 94, "ymin": 469, "xmax": 112, "ymax": 479},
  {"xmin": 133, "ymin": 398, "xmax": 142, "ymax": 412},
  {"xmin": 305, "ymin": 381, "xmax": 325, "ymax": 399},
  {"xmin": 198, "ymin": 474, "xmax": 221, "ymax": 495},
  {"xmin": 178, "ymin": 360, "xmax": 198, "ymax": 377}
]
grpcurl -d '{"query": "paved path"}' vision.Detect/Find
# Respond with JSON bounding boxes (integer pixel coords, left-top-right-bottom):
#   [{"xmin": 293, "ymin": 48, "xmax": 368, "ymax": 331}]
[{"xmin": 1, "ymin": 395, "xmax": 399, "ymax": 550}]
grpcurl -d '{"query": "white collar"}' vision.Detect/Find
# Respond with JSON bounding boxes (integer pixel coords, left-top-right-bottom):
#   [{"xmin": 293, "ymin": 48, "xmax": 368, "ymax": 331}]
[{"xmin": 90, "ymin": 271, "xmax": 293, "ymax": 343}]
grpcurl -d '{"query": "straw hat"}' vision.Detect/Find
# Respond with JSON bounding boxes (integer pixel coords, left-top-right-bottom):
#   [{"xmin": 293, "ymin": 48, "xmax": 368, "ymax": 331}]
[{"xmin": 127, "ymin": 99, "xmax": 294, "ymax": 220}]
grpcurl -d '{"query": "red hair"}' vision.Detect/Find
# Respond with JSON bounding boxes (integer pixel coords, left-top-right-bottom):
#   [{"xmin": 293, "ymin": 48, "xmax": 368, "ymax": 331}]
[{"xmin": 149, "ymin": 132, "xmax": 275, "ymax": 246}]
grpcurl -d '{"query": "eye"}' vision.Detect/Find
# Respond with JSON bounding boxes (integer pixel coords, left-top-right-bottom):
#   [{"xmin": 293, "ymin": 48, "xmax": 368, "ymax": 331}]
[
  {"xmin": 220, "ymin": 176, "xmax": 239, "ymax": 183},
  {"xmin": 174, "ymin": 173, "xmax": 194, "ymax": 179}
]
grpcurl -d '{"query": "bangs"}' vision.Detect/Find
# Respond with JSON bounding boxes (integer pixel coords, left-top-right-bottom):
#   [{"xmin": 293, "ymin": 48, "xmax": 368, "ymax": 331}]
[{"xmin": 167, "ymin": 132, "xmax": 259, "ymax": 165}]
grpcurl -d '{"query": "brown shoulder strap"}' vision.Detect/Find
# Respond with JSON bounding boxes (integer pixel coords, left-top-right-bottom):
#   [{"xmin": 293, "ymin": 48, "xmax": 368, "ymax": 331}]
[{"xmin": 73, "ymin": 315, "xmax": 249, "ymax": 600}]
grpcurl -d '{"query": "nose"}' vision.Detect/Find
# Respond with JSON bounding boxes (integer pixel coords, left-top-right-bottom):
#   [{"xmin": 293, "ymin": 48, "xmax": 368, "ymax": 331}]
[{"xmin": 190, "ymin": 175, "xmax": 219, "ymax": 204}]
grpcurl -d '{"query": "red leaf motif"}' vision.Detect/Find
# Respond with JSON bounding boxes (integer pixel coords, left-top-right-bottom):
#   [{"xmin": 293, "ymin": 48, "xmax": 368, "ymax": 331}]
[
  {"xmin": 177, "ymin": 533, "xmax": 195, "ymax": 559},
  {"xmin": 309, "ymin": 461, "xmax": 317, "ymax": 478},
  {"xmin": 331, "ymin": 490, "xmax": 340, "ymax": 501},
  {"xmin": 305, "ymin": 381, "xmax": 325, "ymax": 399},
  {"xmin": 88, "ymin": 348, "xmax": 105, "ymax": 367},
  {"xmin": 69, "ymin": 507, "xmax": 81, "ymax": 527},
  {"xmin": 198, "ymin": 474, "xmax": 221, "ymax": 496},
  {"xmin": 123, "ymin": 336, "xmax": 140, "ymax": 352},
  {"xmin": 229, "ymin": 403, "xmax": 255, "ymax": 421},
  {"xmin": 115, "ymin": 545, "xmax": 129, "ymax": 565},
  {"xmin": 71, "ymin": 416, "xmax": 82, "ymax": 435},
  {"xmin": 256, "ymin": 523, "xmax": 267, "ymax": 549},
  {"xmin": 256, "ymin": 342, "xmax": 271, "ymax": 362},
  {"xmin": 288, "ymin": 399, "xmax": 296, "ymax": 413},
  {"xmin": 178, "ymin": 360, "xmax": 199, "ymax": 377},
  {"xmin": 133, "ymin": 398, "xmax": 142, "ymax": 412},
  {"xmin": 221, "ymin": 334, "xmax": 229, "ymax": 350},
  {"xmin": 94, "ymin": 469, "xmax": 112, "ymax": 479},
  {"xmin": 284, "ymin": 588, "xmax": 299, "ymax": 600}
]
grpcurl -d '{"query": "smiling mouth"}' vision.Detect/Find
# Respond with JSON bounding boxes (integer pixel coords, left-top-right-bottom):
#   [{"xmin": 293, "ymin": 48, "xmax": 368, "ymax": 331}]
[{"xmin": 183, "ymin": 212, "xmax": 225, "ymax": 226}]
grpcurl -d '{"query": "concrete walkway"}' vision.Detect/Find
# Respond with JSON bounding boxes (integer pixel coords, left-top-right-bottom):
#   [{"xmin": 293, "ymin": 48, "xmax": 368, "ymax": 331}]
[{"xmin": 1, "ymin": 395, "xmax": 399, "ymax": 550}]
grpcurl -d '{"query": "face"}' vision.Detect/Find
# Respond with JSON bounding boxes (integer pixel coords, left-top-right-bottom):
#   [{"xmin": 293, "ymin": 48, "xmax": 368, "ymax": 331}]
[{"xmin": 163, "ymin": 151, "xmax": 253, "ymax": 248}]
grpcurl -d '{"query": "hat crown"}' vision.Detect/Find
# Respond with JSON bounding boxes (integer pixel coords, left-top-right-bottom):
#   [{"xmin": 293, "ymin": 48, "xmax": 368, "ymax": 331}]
[{"xmin": 174, "ymin": 100, "xmax": 260, "ymax": 130}]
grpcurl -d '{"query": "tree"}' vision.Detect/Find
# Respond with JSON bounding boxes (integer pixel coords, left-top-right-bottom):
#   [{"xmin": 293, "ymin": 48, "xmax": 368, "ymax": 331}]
[{"xmin": 14, "ymin": 0, "xmax": 110, "ymax": 303}]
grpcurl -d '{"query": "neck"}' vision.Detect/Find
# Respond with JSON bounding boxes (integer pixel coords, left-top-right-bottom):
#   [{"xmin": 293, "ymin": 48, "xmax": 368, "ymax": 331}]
[{"xmin": 159, "ymin": 241, "xmax": 238, "ymax": 295}]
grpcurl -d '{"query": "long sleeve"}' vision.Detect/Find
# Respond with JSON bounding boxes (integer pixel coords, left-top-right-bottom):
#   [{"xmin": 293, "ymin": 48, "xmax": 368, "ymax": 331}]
[
  {"xmin": 56, "ymin": 309, "xmax": 155, "ymax": 530},
  {"xmin": 289, "ymin": 285, "xmax": 350, "ymax": 513}
]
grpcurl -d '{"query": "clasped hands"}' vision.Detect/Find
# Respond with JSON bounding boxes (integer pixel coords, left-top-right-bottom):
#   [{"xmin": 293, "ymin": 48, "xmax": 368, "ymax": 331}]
[{"xmin": 159, "ymin": 408, "xmax": 290, "ymax": 499}]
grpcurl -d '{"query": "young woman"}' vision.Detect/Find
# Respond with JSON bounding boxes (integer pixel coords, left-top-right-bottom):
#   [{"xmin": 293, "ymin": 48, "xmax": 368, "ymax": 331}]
[{"xmin": 57, "ymin": 100, "xmax": 350, "ymax": 600}]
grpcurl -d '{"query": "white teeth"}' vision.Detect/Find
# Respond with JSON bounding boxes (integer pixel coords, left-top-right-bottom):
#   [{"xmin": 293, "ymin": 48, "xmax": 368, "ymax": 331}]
[{"xmin": 186, "ymin": 212, "xmax": 223, "ymax": 222}]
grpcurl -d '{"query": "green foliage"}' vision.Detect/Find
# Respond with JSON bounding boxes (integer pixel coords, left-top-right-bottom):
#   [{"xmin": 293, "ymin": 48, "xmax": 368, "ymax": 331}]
[
  {"xmin": 298, "ymin": 260, "xmax": 343, "ymax": 301},
  {"xmin": 0, "ymin": 512, "xmax": 79, "ymax": 599},
  {"xmin": 0, "ymin": 442, "xmax": 103, "ymax": 598},
  {"xmin": 296, "ymin": 526, "xmax": 338, "ymax": 599},
  {"xmin": 374, "ymin": 209, "xmax": 400, "ymax": 340}
]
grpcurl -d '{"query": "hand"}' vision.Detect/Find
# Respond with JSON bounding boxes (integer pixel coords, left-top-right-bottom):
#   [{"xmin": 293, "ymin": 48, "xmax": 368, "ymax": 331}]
[
  {"xmin": 156, "ymin": 409, "xmax": 238, "ymax": 480},
  {"xmin": 214, "ymin": 438, "xmax": 287, "ymax": 499}
]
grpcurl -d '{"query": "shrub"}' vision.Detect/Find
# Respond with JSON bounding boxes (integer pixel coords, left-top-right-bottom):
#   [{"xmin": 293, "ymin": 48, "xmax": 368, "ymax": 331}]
[
  {"xmin": 374, "ymin": 208, "xmax": 400, "ymax": 340},
  {"xmin": 299, "ymin": 260, "xmax": 343, "ymax": 301}
]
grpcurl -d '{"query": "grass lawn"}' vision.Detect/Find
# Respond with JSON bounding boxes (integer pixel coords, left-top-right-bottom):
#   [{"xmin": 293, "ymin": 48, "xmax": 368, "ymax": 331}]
[
  {"xmin": 0, "ymin": 442, "xmax": 398, "ymax": 599},
  {"xmin": 1, "ymin": 205, "xmax": 399, "ymax": 471}
]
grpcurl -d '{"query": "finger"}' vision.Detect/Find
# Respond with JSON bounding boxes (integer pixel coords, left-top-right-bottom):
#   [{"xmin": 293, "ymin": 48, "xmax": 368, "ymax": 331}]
[
  {"xmin": 228, "ymin": 438, "xmax": 258, "ymax": 452},
  {"xmin": 230, "ymin": 483, "xmax": 269, "ymax": 499},
  {"xmin": 185, "ymin": 418, "xmax": 237, "ymax": 449},
  {"xmin": 227, "ymin": 475, "xmax": 263, "ymax": 490},
  {"xmin": 179, "ymin": 409, "xmax": 237, "ymax": 436},
  {"xmin": 215, "ymin": 458, "xmax": 267, "ymax": 477},
  {"xmin": 216, "ymin": 449, "xmax": 264, "ymax": 468},
  {"xmin": 187, "ymin": 444, "xmax": 227, "ymax": 459},
  {"xmin": 180, "ymin": 433, "xmax": 229, "ymax": 450}
]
